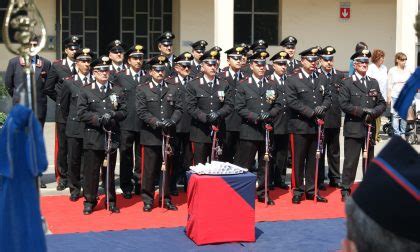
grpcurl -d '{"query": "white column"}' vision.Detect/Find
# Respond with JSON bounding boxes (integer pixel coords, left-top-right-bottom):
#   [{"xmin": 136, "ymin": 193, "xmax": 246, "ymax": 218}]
[
  {"xmin": 396, "ymin": 0, "xmax": 418, "ymax": 71},
  {"xmin": 214, "ymin": 0, "xmax": 234, "ymax": 68}
]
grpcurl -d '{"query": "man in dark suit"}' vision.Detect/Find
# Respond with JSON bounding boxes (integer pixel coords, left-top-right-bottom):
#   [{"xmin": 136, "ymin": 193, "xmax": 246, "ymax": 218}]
[
  {"xmin": 43, "ymin": 35, "xmax": 80, "ymax": 190},
  {"xmin": 184, "ymin": 49, "xmax": 234, "ymax": 165},
  {"xmin": 235, "ymin": 50, "xmax": 280, "ymax": 205},
  {"xmin": 107, "ymin": 40, "xmax": 126, "ymax": 81},
  {"xmin": 165, "ymin": 52, "xmax": 194, "ymax": 196},
  {"xmin": 190, "ymin": 40, "xmax": 208, "ymax": 78},
  {"xmin": 242, "ymin": 40, "xmax": 273, "ymax": 77},
  {"xmin": 136, "ymin": 56, "xmax": 182, "ymax": 212},
  {"xmin": 219, "ymin": 46, "xmax": 246, "ymax": 163},
  {"xmin": 60, "ymin": 48, "xmax": 94, "ymax": 201},
  {"xmin": 280, "ymin": 36, "xmax": 301, "ymax": 74},
  {"xmin": 77, "ymin": 56, "xmax": 127, "ymax": 214},
  {"xmin": 114, "ymin": 44, "xmax": 145, "ymax": 199},
  {"xmin": 316, "ymin": 46, "xmax": 345, "ymax": 189},
  {"xmin": 5, "ymin": 39, "xmax": 51, "ymax": 188},
  {"xmin": 269, "ymin": 51, "xmax": 291, "ymax": 190},
  {"xmin": 285, "ymin": 46, "xmax": 332, "ymax": 204},
  {"xmin": 157, "ymin": 31, "xmax": 176, "ymax": 77},
  {"xmin": 339, "ymin": 49, "xmax": 386, "ymax": 201}
]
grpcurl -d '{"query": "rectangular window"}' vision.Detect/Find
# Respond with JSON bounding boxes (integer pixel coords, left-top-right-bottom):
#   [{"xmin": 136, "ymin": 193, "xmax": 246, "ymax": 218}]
[
  {"xmin": 234, "ymin": 0, "xmax": 279, "ymax": 45},
  {"xmin": 0, "ymin": 1, "xmax": 8, "ymax": 43}
]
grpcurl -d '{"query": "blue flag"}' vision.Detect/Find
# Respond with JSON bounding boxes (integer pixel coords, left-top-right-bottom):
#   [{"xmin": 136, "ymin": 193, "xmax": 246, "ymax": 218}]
[
  {"xmin": 394, "ymin": 67, "xmax": 420, "ymax": 119},
  {"xmin": 0, "ymin": 105, "xmax": 47, "ymax": 252}
]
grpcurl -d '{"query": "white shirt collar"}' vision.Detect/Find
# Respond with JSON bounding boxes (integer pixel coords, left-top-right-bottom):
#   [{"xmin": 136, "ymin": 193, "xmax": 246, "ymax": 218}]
[
  {"xmin": 203, "ymin": 75, "xmax": 215, "ymax": 84},
  {"xmin": 130, "ymin": 67, "xmax": 141, "ymax": 77},
  {"xmin": 112, "ymin": 62, "xmax": 124, "ymax": 70},
  {"xmin": 66, "ymin": 57, "xmax": 74, "ymax": 66},
  {"xmin": 194, "ymin": 59, "xmax": 200, "ymax": 66},
  {"xmin": 228, "ymin": 67, "xmax": 240, "ymax": 78},
  {"xmin": 355, "ymin": 71, "xmax": 366, "ymax": 81},
  {"xmin": 177, "ymin": 74, "xmax": 186, "ymax": 85},
  {"xmin": 96, "ymin": 81, "xmax": 109, "ymax": 91},
  {"xmin": 321, "ymin": 67, "xmax": 332, "ymax": 76},
  {"xmin": 78, "ymin": 72, "xmax": 90, "ymax": 81},
  {"xmin": 252, "ymin": 74, "xmax": 264, "ymax": 84},
  {"xmin": 152, "ymin": 78, "xmax": 164, "ymax": 87},
  {"xmin": 273, "ymin": 72, "xmax": 284, "ymax": 83}
]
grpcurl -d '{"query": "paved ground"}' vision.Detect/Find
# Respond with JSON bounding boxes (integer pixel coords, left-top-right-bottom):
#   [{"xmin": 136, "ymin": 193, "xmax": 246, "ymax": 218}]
[{"xmin": 40, "ymin": 121, "xmax": 420, "ymax": 196}]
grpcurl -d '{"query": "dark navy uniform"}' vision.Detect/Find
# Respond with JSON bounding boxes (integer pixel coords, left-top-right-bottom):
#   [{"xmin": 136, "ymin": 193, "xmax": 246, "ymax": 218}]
[
  {"xmin": 190, "ymin": 40, "xmax": 208, "ymax": 78},
  {"xmin": 5, "ymin": 55, "xmax": 51, "ymax": 126},
  {"xmin": 136, "ymin": 57, "xmax": 182, "ymax": 210},
  {"xmin": 339, "ymin": 52, "xmax": 386, "ymax": 199},
  {"xmin": 285, "ymin": 47, "xmax": 332, "ymax": 203},
  {"xmin": 234, "ymin": 66, "xmax": 281, "ymax": 203},
  {"xmin": 77, "ymin": 57, "xmax": 127, "ymax": 214},
  {"xmin": 107, "ymin": 40, "xmax": 127, "ymax": 82},
  {"xmin": 43, "ymin": 36, "xmax": 80, "ymax": 189}
]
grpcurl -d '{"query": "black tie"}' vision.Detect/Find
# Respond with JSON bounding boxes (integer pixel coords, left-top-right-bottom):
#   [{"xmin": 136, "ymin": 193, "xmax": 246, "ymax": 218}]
[
  {"xmin": 71, "ymin": 62, "xmax": 76, "ymax": 75},
  {"xmin": 327, "ymin": 72, "xmax": 332, "ymax": 79},
  {"xmin": 134, "ymin": 73, "xmax": 139, "ymax": 83},
  {"xmin": 361, "ymin": 77, "xmax": 366, "ymax": 88},
  {"xmin": 183, "ymin": 77, "xmax": 188, "ymax": 84},
  {"xmin": 117, "ymin": 66, "xmax": 121, "ymax": 72},
  {"xmin": 100, "ymin": 85, "xmax": 106, "ymax": 93},
  {"xmin": 83, "ymin": 77, "xmax": 87, "ymax": 85},
  {"xmin": 233, "ymin": 73, "xmax": 238, "ymax": 82},
  {"xmin": 258, "ymin": 80, "xmax": 263, "ymax": 90},
  {"xmin": 208, "ymin": 81, "xmax": 213, "ymax": 88},
  {"xmin": 290, "ymin": 61, "xmax": 294, "ymax": 69}
]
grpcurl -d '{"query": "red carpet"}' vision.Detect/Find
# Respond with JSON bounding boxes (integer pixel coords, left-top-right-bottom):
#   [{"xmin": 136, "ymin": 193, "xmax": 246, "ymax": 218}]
[{"xmin": 41, "ymin": 186, "xmax": 350, "ymax": 234}]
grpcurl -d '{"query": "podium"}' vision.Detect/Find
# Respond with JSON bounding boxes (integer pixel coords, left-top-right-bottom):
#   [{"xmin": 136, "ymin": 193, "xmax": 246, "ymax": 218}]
[{"xmin": 185, "ymin": 172, "xmax": 256, "ymax": 245}]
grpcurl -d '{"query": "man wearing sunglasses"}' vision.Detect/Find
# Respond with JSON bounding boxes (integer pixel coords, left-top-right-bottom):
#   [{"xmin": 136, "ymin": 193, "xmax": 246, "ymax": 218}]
[
  {"xmin": 190, "ymin": 40, "xmax": 208, "ymax": 78},
  {"xmin": 157, "ymin": 31, "xmax": 177, "ymax": 77},
  {"xmin": 166, "ymin": 52, "xmax": 194, "ymax": 196},
  {"xmin": 107, "ymin": 40, "xmax": 126, "ymax": 81},
  {"xmin": 185, "ymin": 49, "xmax": 234, "ymax": 165},
  {"xmin": 235, "ymin": 50, "xmax": 280, "ymax": 205},
  {"xmin": 59, "ymin": 48, "xmax": 94, "ymax": 202},
  {"xmin": 114, "ymin": 45, "xmax": 146, "ymax": 199},
  {"xmin": 136, "ymin": 56, "xmax": 182, "ymax": 212},
  {"xmin": 316, "ymin": 46, "xmax": 345, "ymax": 190},
  {"xmin": 339, "ymin": 49, "xmax": 386, "ymax": 201},
  {"xmin": 219, "ymin": 46, "xmax": 246, "ymax": 163},
  {"xmin": 44, "ymin": 35, "xmax": 81, "ymax": 190},
  {"xmin": 268, "ymin": 51, "xmax": 291, "ymax": 190},
  {"xmin": 280, "ymin": 36, "xmax": 301, "ymax": 74},
  {"xmin": 285, "ymin": 47, "xmax": 332, "ymax": 204},
  {"xmin": 77, "ymin": 56, "xmax": 127, "ymax": 214}
]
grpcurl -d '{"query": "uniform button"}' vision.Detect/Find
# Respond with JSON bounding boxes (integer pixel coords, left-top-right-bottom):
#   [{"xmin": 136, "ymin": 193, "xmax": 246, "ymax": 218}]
[
  {"xmin": 367, "ymin": 101, "xmax": 369, "ymax": 104},
  {"xmin": 103, "ymin": 100, "xmax": 105, "ymax": 102},
  {"xmin": 210, "ymin": 96, "xmax": 213, "ymax": 98},
  {"xmin": 210, "ymin": 103, "xmax": 213, "ymax": 105},
  {"xmin": 261, "ymin": 110, "xmax": 264, "ymax": 112},
  {"xmin": 313, "ymin": 90, "xmax": 315, "ymax": 92},
  {"xmin": 104, "ymin": 107, "xmax": 106, "ymax": 109},
  {"xmin": 261, "ymin": 103, "xmax": 263, "ymax": 105},
  {"xmin": 161, "ymin": 111, "xmax": 164, "ymax": 114},
  {"xmin": 313, "ymin": 96, "xmax": 315, "ymax": 98},
  {"xmin": 161, "ymin": 105, "xmax": 163, "ymax": 108},
  {"xmin": 313, "ymin": 102, "xmax": 316, "ymax": 104},
  {"xmin": 283, "ymin": 112, "xmax": 286, "ymax": 114},
  {"xmin": 210, "ymin": 109, "xmax": 213, "ymax": 112}
]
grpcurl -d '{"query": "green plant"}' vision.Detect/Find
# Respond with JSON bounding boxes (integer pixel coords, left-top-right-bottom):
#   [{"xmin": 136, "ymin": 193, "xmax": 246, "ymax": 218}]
[
  {"xmin": 0, "ymin": 112, "xmax": 7, "ymax": 125},
  {"xmin": 0, "ymin": 75, "xmax": 9, "ymax": 97}
]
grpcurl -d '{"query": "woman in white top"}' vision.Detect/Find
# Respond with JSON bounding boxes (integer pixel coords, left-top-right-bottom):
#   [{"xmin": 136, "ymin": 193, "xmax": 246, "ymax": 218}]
[
  {"xmin": 367, "ymin": 49, "xmax": 387, "ymax": 141},
  {"xmin": 387, "ymin": 52, "xmax": 411, "ymax": 136}
]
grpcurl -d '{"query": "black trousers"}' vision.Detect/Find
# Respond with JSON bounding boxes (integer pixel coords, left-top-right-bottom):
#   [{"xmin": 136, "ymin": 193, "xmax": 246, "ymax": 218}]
[
  {"xmin": 56, "ymin": 122, "xmax": 68, "ymax": 183},
  {"xmin": 119, "ymin": 130, "xmax": 141, "ymax": 193},
  {"xmin": 192, "ymin": 142, "xmax": 212, "ymax": 165},
  {"xmin": 272, "ymin": 134, "xmax": 289, "ymax": 185},
  {"xmin": 141, "ymin": 145, "xmax": 171, "ymax": 205},
  {"xmin": 234, "ymin": 140, "xmax": 269, "ymax": 198},
  {"xmin": 67, "ymin": 137, "xmax": 83, "ymax": 195},
  {"xmin": 318, "ymin": 128, "xmax": 341, "ymax": 184},
  {"xmin": 290, "ymin": 134, "xmax": 317, "ymax": 196},
  {"xmin": 221, "ymin": 131, "xmax": 240, "ymax": 163},
  {"xmin": 171, "ymin": 132, "xmax": 192, "ymax": 190},
  {"xmin": 83, "ymin": 149, "xmax": 117, "ymax": 206},
  {"xmin": 341, "ymin": 137, "xmax": 374, "ymax": 190}
]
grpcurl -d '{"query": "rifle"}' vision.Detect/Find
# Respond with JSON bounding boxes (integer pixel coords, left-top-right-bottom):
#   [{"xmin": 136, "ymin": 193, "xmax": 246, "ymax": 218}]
[
  {"xmin": 161, "ymin": 130, "xmax": 173, "ymax": 208},
  {"xmin": 314, "ymin": 118, "xmax": 325, "ymax": 203},
  {"xmin": 264, "ymin": 124, "xmax": 273, "ymax": 206}
]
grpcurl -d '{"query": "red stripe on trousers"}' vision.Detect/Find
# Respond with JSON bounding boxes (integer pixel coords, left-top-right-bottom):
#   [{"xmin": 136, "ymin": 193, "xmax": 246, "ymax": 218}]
[
  {"xmin": 54, "ymin": 123, "xmax": 59, "ymax": 183},
  {"xmin": 290, "ymin": 133, "xmax": 296, "ymax": 189}
]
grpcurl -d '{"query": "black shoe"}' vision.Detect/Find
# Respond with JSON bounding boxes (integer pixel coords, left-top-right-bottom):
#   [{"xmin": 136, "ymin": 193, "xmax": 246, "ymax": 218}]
[
  {"xmin": 108, "ymin": 202, "xmax": 120, "ymax": 213},
  {"xmin": 292, "ymin": 195, "xmax": 302, "ymax": 204},
  {"xmin": 122, "ymin": 191, "xmax": 132, "ymax": 199},
  {"xmin": 318, "ymin": 183, "xmax": 327, "ymax": 191},
  {"xmin": 40, "ymin": 181, "xmax": 47, "ymax": 188},
  {"xmin": 56, "ymin": 181, "xmax": 67, "ymax": 191},
  {"xmin": 329, "ymin": 181, "xmax": 342, "ymax": 188},
  {"xmin": 83, "ymin": 205, "xmax": 93, "ymax": 215},
  {"xmin": 143, "ymin": 203, "xmax": 153, "ymax": 212},
  {"xmin": 306, "ymin": 194, "xmax": 328, "ymax": 203},
  {"xmin": 341, "ymin": 190, "xmax": 350, "ymax": 202},
  {"xmin": 161, "ymin": 200, "xmax": 178, "ymax": 211},
  {"xmin": 258, "ymin": 196, "xmax": 275, "ymax": 205},
  {"xmin": 69, "ymin": 194, "xmax": 80, "ymax": 202},
  {"xmin": 134, "ymin": 184, "xmax": 141, "ymax": 195},
  {"xmin": 268, "ymin": 183, "xmax": 275, "ymax": 190}
]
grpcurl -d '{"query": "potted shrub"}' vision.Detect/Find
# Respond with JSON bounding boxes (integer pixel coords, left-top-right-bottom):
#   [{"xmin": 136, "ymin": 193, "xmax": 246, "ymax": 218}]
[
  {"xmin": 0, "ymin": 75, "xmax": 12, "ymax": 113},
  {"xmin": 0, "ymin": 112, "xmax": 6, "ymax": 129}
]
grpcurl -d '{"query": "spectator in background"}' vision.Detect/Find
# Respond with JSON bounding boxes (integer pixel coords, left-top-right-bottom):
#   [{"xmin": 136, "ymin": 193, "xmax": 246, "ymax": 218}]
[
  {"xmin": 348, "ymin": 42, "xmax": 368, "ymax": 76},
  {"xmin": 387, "ymin": 52, "xmax": 412, "ymax": 137},
  {"xmin": 367, "ymin": 49, "xmax": 387, "ymax": 142}
]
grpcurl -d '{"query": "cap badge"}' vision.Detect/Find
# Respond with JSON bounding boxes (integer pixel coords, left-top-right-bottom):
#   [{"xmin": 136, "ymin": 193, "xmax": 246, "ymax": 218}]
[
  {"xmin": 82, "ymin": 48, "xmax": 90, "ymax": 55},
  {"xmin": 114, "ymin": 40, "xmax": 121, "ymax": 46},
  {"xmin": 362, "ymin": 49, "xmax": 370, "ymax": 56},
  {"xmin": 185, "ymin": 53, "xmax": 192, "ymax": 60},
  {"xmin": 135, "ymin": 45, "xmax": 143, "ymax": 52},
  {"xmin": 158, "ymin": 56, "xmax": 166, "ymax": 63},
  {"xmin": 260, "ymin": 51, "xmax": 267, "ymax": 58},
  {"xmin": 210, "ymin": 50, "xmax": 218, "ymax": 58},
  {"xmin": 236, "ymin": 47, "xmax": 244, "ymax": 53},
  {"xmin": 279, "ymin": 51, "xmax": 287, "ymax": 58},
  {"xmin": 101, "ymin": 56, "xmax": 109, "ymax": 63},
  {"xmin": 326, "ymin": 47, "xmax": 334, "ymax": 54},
  {"xmin": 311, "ymin": 48, "xmax": 318, "ymax": 55}
]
